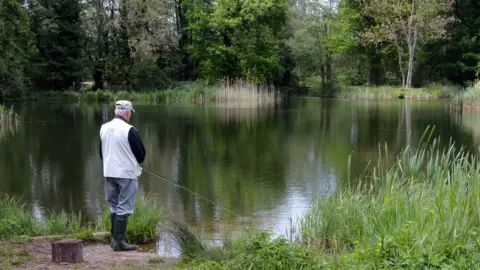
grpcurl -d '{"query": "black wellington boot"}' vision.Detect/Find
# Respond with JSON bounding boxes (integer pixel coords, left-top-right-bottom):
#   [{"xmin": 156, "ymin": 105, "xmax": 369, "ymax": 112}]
[
  {"xmin": 112, "ymin": 214, "xmax": 136, "ymax": 251},
  {"xmin": 110, "ymin": 213, "xmax": 116, "ymax": 248}
]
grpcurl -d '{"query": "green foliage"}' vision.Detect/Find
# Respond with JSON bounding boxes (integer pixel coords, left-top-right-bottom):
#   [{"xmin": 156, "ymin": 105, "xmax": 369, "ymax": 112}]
[
  {"xmin": 182, "ymin": 230, "xmax": 326, "ymax": 269},
  {"xmin": 300, "ymin": 129, "xmax": 480, "ymax": 268},
  {"xmin": 0, "ymin": 0, "xmax": 32, "ymax": 99},
  {"xmin": 185, "ymin": 0, "xmax": 287, "ymax": 84},
  {"xmin": 29, "ymin": 0, "xmax": 86, "ymax": 90}
]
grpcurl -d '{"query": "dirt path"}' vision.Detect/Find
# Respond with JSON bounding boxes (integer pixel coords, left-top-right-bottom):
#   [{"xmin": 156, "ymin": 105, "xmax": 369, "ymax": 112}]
[{"xmin": 13, "ymin": 240, "xmax": 178, "ymax": 270}]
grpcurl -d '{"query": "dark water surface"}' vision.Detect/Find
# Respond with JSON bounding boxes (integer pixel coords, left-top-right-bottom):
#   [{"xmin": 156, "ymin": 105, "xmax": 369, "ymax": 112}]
[{"xmin": 1, "ymin": 98, "xmax": 479, "ymax": 255}]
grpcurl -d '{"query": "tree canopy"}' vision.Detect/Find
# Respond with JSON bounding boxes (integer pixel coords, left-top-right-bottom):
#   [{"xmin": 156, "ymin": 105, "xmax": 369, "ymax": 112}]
[{"xmin": 0, "ymin": 0, "xmax": 478, "ymax": 99}]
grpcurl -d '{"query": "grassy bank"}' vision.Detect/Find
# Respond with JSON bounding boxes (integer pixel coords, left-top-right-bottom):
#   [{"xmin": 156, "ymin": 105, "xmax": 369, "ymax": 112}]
[
  {"xmin": 336, "ymin": 85, "xmax": 459, "ymax": 100},
  {"xmin": 0, "ymin": 194, "xmax": 164, "ymax": 244},
  {"xmin": 299, "ymin": 128, "xmax": 480, "ymax": 268},
  {"xmin": 25, "ymin": 80, "xmax": 280, "ymax": 106},
  {"xmin": 174, "ymin": 128, "xmax": 479, "ymax": 269},
  {"xmin": 297, "ymin": 83, "xmax": 459, "ymax": 100},
  {"xmin": 172, "ymin": 224, "xmax": 327, "ymax": 269}
]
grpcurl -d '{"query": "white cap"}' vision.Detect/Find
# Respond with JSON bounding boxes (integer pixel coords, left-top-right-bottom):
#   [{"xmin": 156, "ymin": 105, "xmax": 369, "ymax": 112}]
[{"xmin": 115, "ymin": 100, "xmax": 135, "ymax": 112}]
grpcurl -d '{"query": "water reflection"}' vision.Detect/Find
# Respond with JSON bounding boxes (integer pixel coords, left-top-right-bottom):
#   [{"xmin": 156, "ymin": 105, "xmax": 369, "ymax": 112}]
[{"xmin": 0, "ymin": 99, "xmax": 477, "ymax": 253}]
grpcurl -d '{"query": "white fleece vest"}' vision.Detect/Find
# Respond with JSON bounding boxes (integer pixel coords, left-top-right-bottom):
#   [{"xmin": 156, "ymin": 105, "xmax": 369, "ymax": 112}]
[{"xmin": 100, "ymin": 118, "xmax": 142, "ymax": 179}]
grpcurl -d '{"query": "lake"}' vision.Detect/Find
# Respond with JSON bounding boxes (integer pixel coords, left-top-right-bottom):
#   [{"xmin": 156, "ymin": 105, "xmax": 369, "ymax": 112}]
[{"xmin": 0, "ymin": 98, "xmax": 478, "ymax": 255}]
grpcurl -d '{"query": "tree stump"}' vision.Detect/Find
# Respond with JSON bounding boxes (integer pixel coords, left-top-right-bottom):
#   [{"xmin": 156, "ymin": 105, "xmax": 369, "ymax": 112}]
[{"xmin": 51, "ymin": 239, "xmax": 83, "ymax": 263}]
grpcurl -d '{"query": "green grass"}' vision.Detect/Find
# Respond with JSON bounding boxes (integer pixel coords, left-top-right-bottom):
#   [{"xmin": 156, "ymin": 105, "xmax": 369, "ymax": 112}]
[
  {"xmin": 0, "ymin": 243, "xmax": 30, "ymax": 269},
  {"xmin": 0, "ymin": 194, "xmax": 164, "ymax": 245},
  {"xmin": 176, "ymin": 229, "xmax": 326, "ymax": 270},
  {"xmin": 299, "ymin": 127, "xmax": 480, "ymax": 268}
]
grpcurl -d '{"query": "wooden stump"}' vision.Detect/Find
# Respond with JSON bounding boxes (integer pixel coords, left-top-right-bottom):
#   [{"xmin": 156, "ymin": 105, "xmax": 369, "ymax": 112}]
[{"xmin": 51, "ymin": 239, "xmax": 83, "ymax": 263}]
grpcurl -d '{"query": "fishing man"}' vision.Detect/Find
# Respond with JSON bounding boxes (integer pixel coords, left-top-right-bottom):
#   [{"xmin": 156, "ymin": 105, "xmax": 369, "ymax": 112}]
[{"xmin": 99, "ymin": 100, "xmax": 146, "ymax": 251}]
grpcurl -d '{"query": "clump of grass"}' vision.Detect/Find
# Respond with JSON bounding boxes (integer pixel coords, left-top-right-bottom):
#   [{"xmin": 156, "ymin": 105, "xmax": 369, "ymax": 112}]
[
  {"xmin": 167, "ymin": 219, "xmax": 205, "ymax": 259},
  {"xmin": 0, "ymin": 195, "xmax": 36, "ymax": 237},
  {"xmin": 300, "ymin": 127, "xmax": 480, "ymax": 268},
  {"xmin": 35, "ymin": 211, "xmax": 84, "ymax": 236},
  {"xmin": 179, "ymin": 229, "xmax": 325, "ymax": 269},
  {"xmin": 97, "ymin": 195, "xmax": 164, "ymax": 244}
]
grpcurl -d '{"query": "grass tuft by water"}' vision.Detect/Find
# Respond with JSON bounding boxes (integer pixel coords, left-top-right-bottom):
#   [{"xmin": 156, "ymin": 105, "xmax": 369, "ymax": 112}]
[{"xmin": 96, "ymin": 195, "xmax": 164, "ymax": 244}]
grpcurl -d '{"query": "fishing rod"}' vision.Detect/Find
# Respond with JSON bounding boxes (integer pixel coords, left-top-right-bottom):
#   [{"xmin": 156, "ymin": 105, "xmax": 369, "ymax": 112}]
[{"xmin": 141, "ymin": 167, "xmax": 241, "ymax": 218}]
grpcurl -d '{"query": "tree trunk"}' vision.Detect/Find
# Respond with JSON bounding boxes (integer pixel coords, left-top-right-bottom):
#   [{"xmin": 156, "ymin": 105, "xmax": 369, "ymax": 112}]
[
  {"xmin": 406, "ymin": 25, "xmax": 417, "ymax": 89},
  {"xmin": 51, "ymin": 239, "xmax": 83, "ymax": 263},
  {"xmin": 406, "ymin": 0, "xmax": 417, "ymax": 89},
  {"xmin": 368, "ymin": 52, "xmax": 382, "ymax": 86},
  {"xmin": 395, "ymin": 41, "xmax": 406, "ymax": 88}
]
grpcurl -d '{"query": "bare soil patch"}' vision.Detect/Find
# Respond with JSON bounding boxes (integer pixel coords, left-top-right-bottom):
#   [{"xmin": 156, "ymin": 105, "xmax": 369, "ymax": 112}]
[{"xmin": 9, "ymin": 240, "xmax": 177, "ymax": 270}]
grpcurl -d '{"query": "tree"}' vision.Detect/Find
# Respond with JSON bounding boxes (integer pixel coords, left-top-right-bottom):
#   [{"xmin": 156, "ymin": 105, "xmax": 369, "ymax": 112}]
[
  {"xmin": 419, "ymin": 0, "xmax": 480, "ymax": 86},
  {"xmin": 361, "ymin": 0, "xmax": 453, "ymax": 89},
  {"xmin": 0, "ymin": 0, "xmax": 32, "ymax": 99},
  {"xmin": 82, "ymin": 0, "xmax": 178, "ymax": 90},
  {"xmin": 29, "ymin": 0, "xmax": 86, "ymax": 90},
  {"xmin": 184, "ymin": 0, "xmax": 287, "ymax": 84}
]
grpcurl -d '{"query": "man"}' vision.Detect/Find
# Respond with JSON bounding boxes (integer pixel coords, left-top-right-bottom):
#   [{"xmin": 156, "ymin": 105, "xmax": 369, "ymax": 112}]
[{"xmin": 99, "ymin": 100, "xmax": 146, "ymax": 251}]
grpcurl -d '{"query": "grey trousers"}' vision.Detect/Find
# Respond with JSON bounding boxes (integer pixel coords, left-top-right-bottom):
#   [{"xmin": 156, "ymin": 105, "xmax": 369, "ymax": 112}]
[{"xmin": 105, "ymin": 177, "xmax": 138, "ymax": 216}]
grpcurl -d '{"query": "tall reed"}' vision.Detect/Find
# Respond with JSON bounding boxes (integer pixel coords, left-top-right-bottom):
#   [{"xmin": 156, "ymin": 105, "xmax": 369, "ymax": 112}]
[
  {"xmin": 455, "ymin": 86, "xmax": 480, "ymax": 110},
  {"xmin": 0, "ymin": 104, "xmax": 19, "ymax": 127},
  {"xmin": 300, "ymin": 127, "xmax": 480, "ymax": 268},
  {"xmin": 215, "ymin": 79, "xmax": 280, "ymax": 108}
]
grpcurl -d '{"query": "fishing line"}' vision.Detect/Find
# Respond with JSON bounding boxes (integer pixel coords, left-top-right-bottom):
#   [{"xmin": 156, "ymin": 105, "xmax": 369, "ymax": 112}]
[{"xmin": 141, "ymin": 167, "xmax": 241, "ymax": 218}]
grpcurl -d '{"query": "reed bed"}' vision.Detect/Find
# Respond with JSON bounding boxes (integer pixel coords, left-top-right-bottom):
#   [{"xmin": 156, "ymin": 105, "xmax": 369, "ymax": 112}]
[
  {"xmin": 338, "ymin": 85, "xmax": 457, "ymax": 100},
  {"xmin": 0, "ymin": 104, "xmax": 19, "ymax": 127},
  {"xmin": 299, "ymin": 127, "xmax": 480, "ymax": 268},
  {"xmin": 455, "ymin": 86, "xmax": 480, "ymax": 110},
  {"xmin": 214, "ymin": 79, "xmax": 280, "ymax": 108}
]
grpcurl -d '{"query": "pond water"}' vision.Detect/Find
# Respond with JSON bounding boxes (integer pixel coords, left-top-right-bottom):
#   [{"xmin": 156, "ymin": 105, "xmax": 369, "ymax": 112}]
[{"xmin": 0, "ymin": 98, "xmax": 479, "ymax": 256}]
